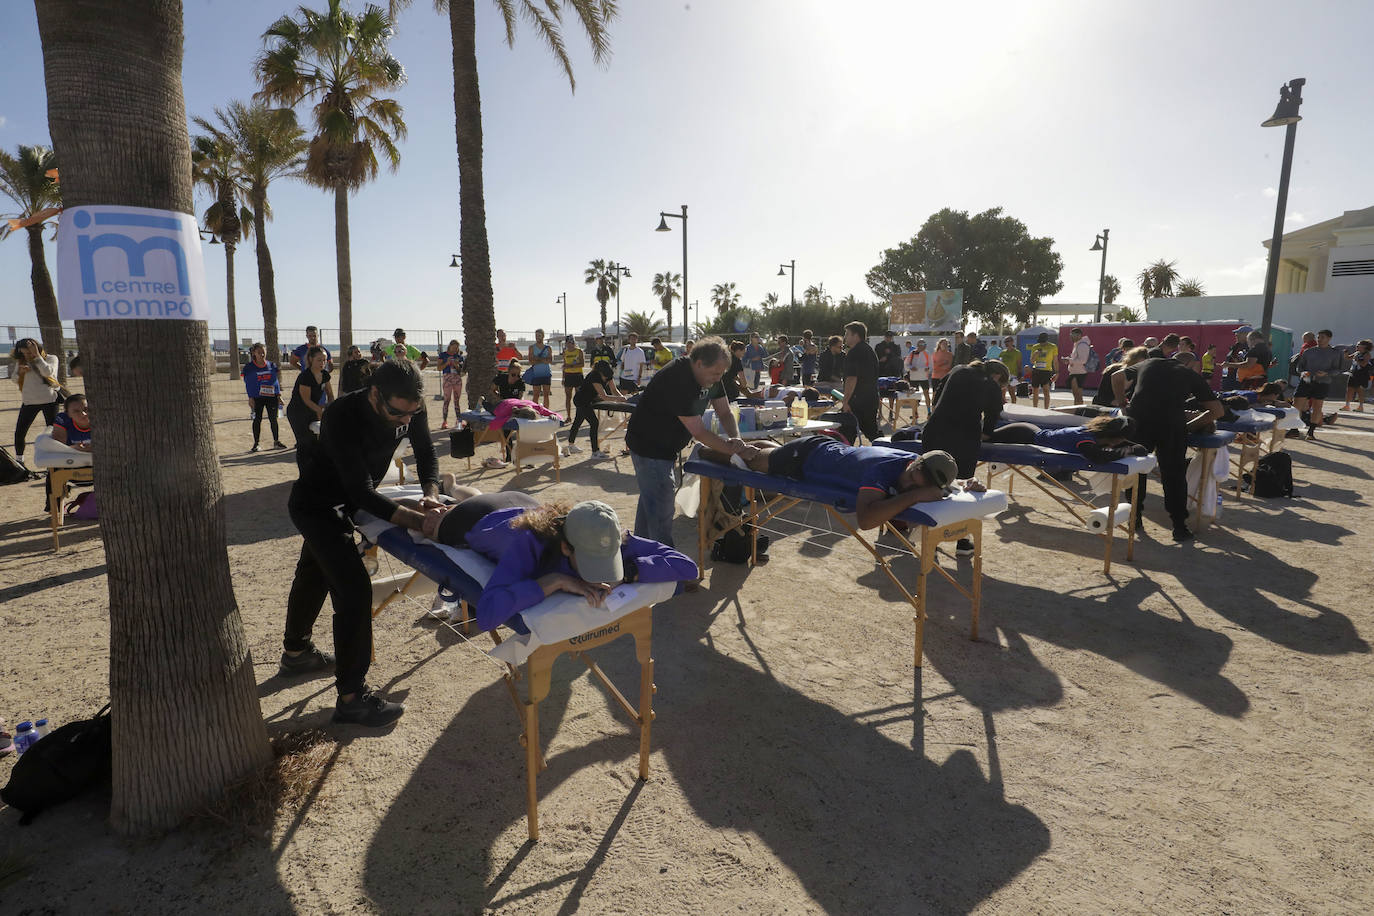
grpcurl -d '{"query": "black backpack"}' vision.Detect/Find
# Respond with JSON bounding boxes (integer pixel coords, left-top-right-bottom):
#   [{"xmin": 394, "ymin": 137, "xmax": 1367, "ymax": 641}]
[
  {"xmin": 0, "ymin": 447, "xmax": 37, "ymax": 485},
  {"xmin": 0, "ymin": 705, "xmax": 112, "ymax": 824},
  {"xmin": 1247, "ymin": 452, "xmax": 1294, "ymax": 498}
]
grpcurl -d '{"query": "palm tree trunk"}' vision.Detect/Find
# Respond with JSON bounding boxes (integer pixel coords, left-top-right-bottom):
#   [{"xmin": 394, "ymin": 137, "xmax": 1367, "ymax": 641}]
[
  {"xmin": 663, "ymin": 297, "xmax": 672, "ymax": 340},
  {"xmin": 451, "ymin": 0, "xmax": 494, "ymax": 408},
  {"xmin": 224, "ymin": 240, "xmax": 239, "ymax": 380},
  {"xmin": 25, "ymin": 223, "xmax": 65, "ymax": 382},
  {"xmin": 253, "ymin": 195, "xmax": 280, "ymax": 363},
  {"xmin": 334, "ymin": 184, "xmax": 353, "ymax": 354},
  {"xmin": 35, "ymin": 0, "xmax": 270, "ymax": 836}
]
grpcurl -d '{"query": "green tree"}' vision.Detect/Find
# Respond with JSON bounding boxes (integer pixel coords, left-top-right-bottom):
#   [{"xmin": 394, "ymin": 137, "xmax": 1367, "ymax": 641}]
[
  {"xmin": 194, "ymin": 101, "xmax": 308, "ymax": 365},
  {"xmin": 390, "ymin": 0, "xmax": 617, "ymax": 407},
  {"xmin": 757, "ymin": 291, "xmax": 777, "ymax": 313},
  {"xmin": 583, "ymin": 258, "xmax": 617, "ymax": 334},
  {"xmin": 710, "ymin": 281, "xmax": 740, "ymax": 317},
  {"xmin": 190, "ymin": 131, "xmax": 255, "ymax": 378},
  {"xmin": 36, "ymin": 0, "xmax": 271, "ymax": 834},
  {"xmin": 865, "ymin": 207, "xmax": 1064, "ymax": 327},
  {"xmin": 1102, "ymin": 273, "xmax": 1121, "ymax": 306},
  {"xmin": 1109, "ymin": 305, "xmax": 1142, "ymax": 322},
  {"xmin": 1137, "ymin": 258, "xmax": 1180, "ymax": 306},
  {"xmin": 652, "ymin": 271, "xmax": 681, "ymax": 337},
  {"xmin": 0, "ymin": 145, "xmax": 64, "ymax": 379},
  {"xmin": 256, "ymin": 0, "xmax": 407, "ymax": 354},
  {"xmin": 1177, "ymin": 277, "xmax": 1205, "ymax": 297},
  {"xmin": 621, "ymin": 309, "xmax": 666, "ymax": 339}
]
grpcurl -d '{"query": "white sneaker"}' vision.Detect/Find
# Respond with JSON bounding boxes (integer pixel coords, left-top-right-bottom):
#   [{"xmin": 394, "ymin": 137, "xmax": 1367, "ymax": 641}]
[
  {"xmin": 566, "ymin": 443, "xmax": 585, "ymax": 454},
  {"xmin": 591, "ymin": 450, "xmax": 611, "ymax": 459},
  {"xmin": 482, "ymin": 456, "xmax": 509, "ymax": 469},
  {"xmin": 426, "ymin": 594, "xmax": 451, "ymax": 620},
  {"xmin": 561, "ymin": 446, "xmax": 571, "ymax": 457}
]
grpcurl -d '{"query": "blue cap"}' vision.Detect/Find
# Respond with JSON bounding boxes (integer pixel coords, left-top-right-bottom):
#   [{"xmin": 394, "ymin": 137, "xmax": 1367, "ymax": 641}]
[
  {"xmin": 1234, "ymin": 325, "xmax": 1252, "ymax": 334},
  {"xmin": 16, "ymin": 721, "xmax": 32, "ymax": 731},
  {"xmin": 34, "ymin": 719, "xmax": 47, "ymax": 727}
]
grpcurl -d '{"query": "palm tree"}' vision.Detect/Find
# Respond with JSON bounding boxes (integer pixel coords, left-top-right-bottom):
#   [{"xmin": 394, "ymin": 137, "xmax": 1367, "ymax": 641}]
[
  {"xmin": 35, "ymin": 0, "xmax": 271, "ymax": 834},
  {"xmin": 709, "ymin": 282, "xmax": 739, "ymax": 317},
  {"xmin": 1111, "ymin": 305, "xmax": 1142, "ymax": 322},
  {"xmin": 194, "ymin": 101, "xmax": 308, "ymax": 364},
  {"xmin": 1102, "ymin": 274, "xmax": 1121, "ymax": 305},
  {"xmin": 1176, "ymin": 277, "xmax": 1205, "ymax": 297},
  {"xmin": 389, "ymin": 0, "xmax": 617, "ymax": 407},
  {"xmin": 622, "ymin": 309, "xmax": 667, "ymax": 339},
  {"xmin": 652, "ymin": 271, "xmax": 681, "ymax": 337},
  {"xmin": 583, "ymin": 258, "xmax": 618, "ymax": 334},
  {"xmin": 256, "ymin": 0, "xmax": 407, "ymax": 354},
  {"xmin": 1149, "ymin": 259, "xmax": 1180, "ymax": 299},
  {"xmin": 190, "ymin": 131, "xmax": 255, "ymax": 379},
  {"xmin": 757, "ymin": 291, "xmax": 777, "ymax": 313},
  {"xmin": 0, "ymin": 145, "xmax": 64, "ymax": 379},
  {"xmin": 805, "ymin": 283, "xmax": 832, "ymax": 307}
]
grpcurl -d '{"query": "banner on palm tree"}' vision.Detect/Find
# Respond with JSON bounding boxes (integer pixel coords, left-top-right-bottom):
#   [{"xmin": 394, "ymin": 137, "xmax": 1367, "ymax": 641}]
[
  {"xmin": 889, "ymin": 289, "xmax": 962, "ymax": 332},
  {"xmin": 56, "ymin": 205, "xmax": 210, "ymax": 320}
]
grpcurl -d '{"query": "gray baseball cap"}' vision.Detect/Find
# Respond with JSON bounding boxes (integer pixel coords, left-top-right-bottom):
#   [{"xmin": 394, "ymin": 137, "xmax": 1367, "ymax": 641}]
[
  {"xmin": 565, "ymin": 500, "xmax": 624, "ymax": 584},
  {"xmin": 914, "ymin": 450, "xmax": 958, "ymax": 491}
]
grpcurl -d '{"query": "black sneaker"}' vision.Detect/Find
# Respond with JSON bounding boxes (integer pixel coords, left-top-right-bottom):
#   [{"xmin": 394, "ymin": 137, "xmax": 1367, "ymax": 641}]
[
  {"xmin": 250, "ymin": 444, "xmax": 261, "ymax": 453},
  {"xmin": 955, "ymin": 537, "xmax": 975, "ymax": 557},
  {"xmin": 333, "ymin": 686, "xmax": 404, "ymax": 727},
  {"xmin": 1171, "ymin": 525, "xmax": 1194, "ymax": 542},
  {"xmin": 273, "ymin": 441, "xmax": 288, "ymax": 450},
  {"xmin": 278, "ymin": 645, "xmax": 336, "ymax": 677}
]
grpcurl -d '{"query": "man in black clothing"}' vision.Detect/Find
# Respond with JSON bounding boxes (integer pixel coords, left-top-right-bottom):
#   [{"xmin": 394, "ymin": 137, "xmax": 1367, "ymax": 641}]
[
  {"xmin": 874, "ymin": 330, "xmax": 903, "ymax": 379},
  {"xmin": 841, "ymin": 321, "xmax": 881, "ymax": 443},
  {"xmin": 283, "ymin": 360, "xmax": 442, "ymax": 726},
  {"xmin": 1222, "ymin": 326, "xmax": 1251, "ymax": 388},
  {"xmin": 953, "ymin": 333, "xmax": 974, "ymax": 367},
  {"xmin": 1124, "ymin": 353, "xmax": 1224, "ymax": 542},
  {"xmin": 818, "ymin": 335, "xmax": 845, "ymax": 386},
  {"xmin": 590, "ymin": 335, "xmax": 617, "ymax": 373}
]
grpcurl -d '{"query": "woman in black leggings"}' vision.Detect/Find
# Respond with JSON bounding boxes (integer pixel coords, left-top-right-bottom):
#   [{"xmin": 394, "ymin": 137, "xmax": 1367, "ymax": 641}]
[
  {"xmin": 566, "ymin": 363, "xmax": 624, "ymax": 458},
  {"xmin": 11, "ymin": 338, "xmax": 61, "ymax": 464}
]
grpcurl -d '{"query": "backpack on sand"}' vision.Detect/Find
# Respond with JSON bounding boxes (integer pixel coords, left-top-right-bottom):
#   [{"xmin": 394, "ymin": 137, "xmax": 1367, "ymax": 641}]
[
  {"xmin": 0, "ymin": 447, "xmax": 37, "ymax": 485},
  {"xmin": 0, "ymin": 705, "xmax": 112, "ymax": 824},
  {"xmin": 1245, "ymin": 452, "xmax": 1294, "ymax": 498}
]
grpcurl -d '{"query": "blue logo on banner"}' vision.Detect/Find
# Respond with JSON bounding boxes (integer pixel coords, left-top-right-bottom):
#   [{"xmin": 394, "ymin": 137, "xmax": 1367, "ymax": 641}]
[{"xmin": 71, "ymin": 209, "xmax": 196, "ymax": 318}]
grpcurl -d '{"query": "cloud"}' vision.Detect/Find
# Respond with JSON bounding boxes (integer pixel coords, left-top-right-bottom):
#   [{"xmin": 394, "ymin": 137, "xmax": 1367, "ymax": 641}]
[
  {"xmin": 1286, "ymin": 212, "xmax": 1308, "ymax": 225},
  {"xmin": 1212, "ymin": 257, "xmax": 1268, "ymax": 280},
  {"xmin": 1262, "ymin": 187, "xmax": 1277, "ymax": 198},
  {"xmin": 0, "ymin": 115, "xmax": 7, "ymax": 128}
]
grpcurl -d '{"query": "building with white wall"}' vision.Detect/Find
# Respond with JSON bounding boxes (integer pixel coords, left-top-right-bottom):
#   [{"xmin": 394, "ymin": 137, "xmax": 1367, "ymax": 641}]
[{"xmin": 1150, "ymin": 205, "xmax": 1374, "ymax": 342}]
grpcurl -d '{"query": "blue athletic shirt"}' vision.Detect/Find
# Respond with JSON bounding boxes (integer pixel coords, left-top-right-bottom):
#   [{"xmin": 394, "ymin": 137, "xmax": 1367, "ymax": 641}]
[
  {"xmin": 243, "ymin": 361, "xmax": 281, "ymax": 398},
  {"xmin": 293, "ymin": 343, "xmax": 333, "ymax": 368},
  {"xmin": 1033, "ymin": 426, "xmax": 1094, "ymax": 454},
  {"xmin": 802, "ymin": 440, "xmax": 914, "ymax": 495},
  {"xmin": 53, "ymin": 411, "xmax": 92, "ymax": 446}
]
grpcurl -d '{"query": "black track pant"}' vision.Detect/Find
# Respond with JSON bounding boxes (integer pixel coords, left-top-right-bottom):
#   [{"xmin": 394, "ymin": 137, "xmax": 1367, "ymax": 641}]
[
  {"xmin": 568, "ymin": 403, "xmax": 600, "ymax": 451},
  {"xmin": 1131, "ymin": 417, "xmax": 1189, "ymax": 527},
  {"xmin": 251, "ymin": 396, "xmax": 280, "ymax": 445},
  {"xmin": 284, "ymin": 503, "xmax": 373, "ymax": 697},
  {"xmin": 14, "ymin": 400, "xmax": 57, "ymax": 456}
]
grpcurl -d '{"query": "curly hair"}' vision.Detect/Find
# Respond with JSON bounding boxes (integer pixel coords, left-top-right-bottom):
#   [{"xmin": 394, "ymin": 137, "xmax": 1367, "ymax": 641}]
[{"xmin": 509, "ymin": 501, "xmax": 573, "ymax": 542}]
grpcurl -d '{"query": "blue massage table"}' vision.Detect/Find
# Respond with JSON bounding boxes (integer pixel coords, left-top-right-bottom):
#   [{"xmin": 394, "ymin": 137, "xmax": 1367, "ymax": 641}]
[
  {"xmin": 883, "ymin": 438, "xmax": 1155, "ymax": 576},
  {"xmin": 683, "ymin": 451, "xmax": 1009, "ymax": 667},
  {"xmin": 358, "ymin": 490, "xmax": 678, "ymax": 841}
]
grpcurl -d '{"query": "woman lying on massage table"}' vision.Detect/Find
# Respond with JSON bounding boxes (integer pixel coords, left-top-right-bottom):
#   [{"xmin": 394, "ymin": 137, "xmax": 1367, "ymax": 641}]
[
  {"xmin": 698, "ymin": 437, "xmax": 982, "ymax": 531},
  {"xmin": 410, "ymin": 490, "xmax": 698, "ymax": 631},
  {"xmin": 987, "ymin": 414, "xmax": 1149, "ymax": 464}
]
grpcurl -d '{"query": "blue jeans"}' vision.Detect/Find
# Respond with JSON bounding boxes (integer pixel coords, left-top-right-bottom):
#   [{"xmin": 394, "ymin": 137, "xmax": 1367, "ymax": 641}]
[{"xmin": 631, "ymin": 452, "xmax": 677, "ymax": 546}]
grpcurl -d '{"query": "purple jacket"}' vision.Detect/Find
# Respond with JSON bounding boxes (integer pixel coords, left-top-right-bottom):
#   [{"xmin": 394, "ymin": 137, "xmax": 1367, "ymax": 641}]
[{"xmin": 467, "ymin": 506, "xmax": 698, "ymax": 631}]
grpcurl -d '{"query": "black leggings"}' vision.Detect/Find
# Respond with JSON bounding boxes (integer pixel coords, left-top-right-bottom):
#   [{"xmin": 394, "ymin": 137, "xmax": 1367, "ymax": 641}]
[
  {"xmin": 987, "ymin": 422, "xmax": 1039, "ymax": 444},
  {"xmin": 568, "ymin": 403, "xmax": 600, "ymax": 451},
  {"xmin": 251, "ymin": 396, "xmax": 280, "ymax": 445},
  {"xmin": 15, "ymin": 400, "xmax": 58, "ymax": 457}
]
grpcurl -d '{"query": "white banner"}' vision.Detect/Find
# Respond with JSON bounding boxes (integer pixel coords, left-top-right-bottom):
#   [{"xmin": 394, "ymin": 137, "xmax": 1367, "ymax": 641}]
[{"xmin": 56, "ymin": 205, "xmax": 210, "ymax": 321}]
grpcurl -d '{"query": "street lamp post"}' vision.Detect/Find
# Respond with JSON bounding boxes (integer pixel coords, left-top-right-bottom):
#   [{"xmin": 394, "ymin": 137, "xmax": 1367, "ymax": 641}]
[
  {"xmin": 608, "ymin": 261, "xmax": 631, "ymax": 343},
  {"xmin": 691, "ymin": 299, "xmax": 699, "ymax": 333},
  {"xmin": 556, "ymin": 292, "xmax": 566, "ymax": 339},
  {"xmin": 655, "ymin": 205, "xmax": 688, "ymax": 341},
  {"xmin": 1089, "ymin": 230, "xmax": 1109, "ymax": 322},
  {"xmin": 1259, "ymin": 78, "xmax": 1306, "ymax": 339},
  {"xmin": 777, "ymin": 259, "xmax": 795, "ymax": 333}
]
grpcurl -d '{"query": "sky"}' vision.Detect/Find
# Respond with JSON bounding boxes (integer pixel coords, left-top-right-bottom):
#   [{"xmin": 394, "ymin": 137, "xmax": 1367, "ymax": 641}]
[{"xmin": 2, "ymin": 0, "xmax": 1373, "ymax": 343}]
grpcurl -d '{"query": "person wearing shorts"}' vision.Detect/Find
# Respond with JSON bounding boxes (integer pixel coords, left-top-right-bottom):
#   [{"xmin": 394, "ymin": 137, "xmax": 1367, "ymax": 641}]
[
  {"xmin": 1295, "ymin": 330, "xmax": 1343, "ymax": 439},
  {"xmin": 1062, "ymin": 327, "xmax": 1091, "ymax": 405},
  {"xmin": 1341, "ymin": 339, "xmax": 1372, "ymax": 411},
  {"xmin": 560, "ymin": 335, "xmax": 585, "ymax": 418},
  {"xmin": 1029, "ymin": 332, "xmax": 1058, "ymax": 408},
  {"xmin": 904, "ymin": 339, "xmax": 933, "ymax": 417}
]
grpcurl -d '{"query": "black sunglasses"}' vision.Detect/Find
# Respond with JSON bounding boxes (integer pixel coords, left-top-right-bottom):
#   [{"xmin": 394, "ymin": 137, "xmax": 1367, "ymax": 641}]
[{"xmin": 381, "ymin": 400, "xmax": 419, "ymax": 419}]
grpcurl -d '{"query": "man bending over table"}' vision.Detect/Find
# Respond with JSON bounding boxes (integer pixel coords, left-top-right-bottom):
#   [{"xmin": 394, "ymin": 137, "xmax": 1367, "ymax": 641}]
[
  {"xmin": 283, "ymin": 360, "xmax": 443, "ymax": 727},
  {"xmin": 699, "ymin": 437, "xmax": 977, "ymax": 530}
]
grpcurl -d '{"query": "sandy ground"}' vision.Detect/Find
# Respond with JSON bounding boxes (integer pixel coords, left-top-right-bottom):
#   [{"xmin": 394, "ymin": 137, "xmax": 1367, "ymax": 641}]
[{"xmin": 2, "ymin": 373, "xmax": 1372, "ymax": 915}]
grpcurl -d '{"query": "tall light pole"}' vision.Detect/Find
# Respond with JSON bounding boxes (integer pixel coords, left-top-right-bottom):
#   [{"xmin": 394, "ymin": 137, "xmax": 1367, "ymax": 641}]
[
  {"xmin": 1089, "ymin": 230, "xmax": 1109, "ymax": 322},
  {"xmin": 655, "ymin": 204, "xmax": 688, "ymax": 341},
  {"xmin": 555, "ymin": 292, "xmax": 566, "ymax": 339},
  {"xmin": 691, "ymin": 299, "xmax": 699, "ymax": 334},
  {"xmin": 777, "ymin": 259, "xmax": 795, "ymax": 333},
  {"xmin": 608, "ymin": 261, "xmax": 631, "ymax": 342},
  {"xmin": 1259, "ymin": 78, "xmax": 1306, "ymax": 339}
]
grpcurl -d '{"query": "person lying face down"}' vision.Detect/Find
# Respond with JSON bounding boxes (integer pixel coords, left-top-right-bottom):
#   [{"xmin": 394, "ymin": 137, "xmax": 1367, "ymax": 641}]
[
  {"xmin": 407, "ymin": 491, "xmax": 699, "ymax": 631},
  {"xmin": 988, "ymin": 414, "xmax": 1149, "ymax": 464},
  {"xmin": 698, "ymin": 436, "xmax": 981, "ymax": 531}
]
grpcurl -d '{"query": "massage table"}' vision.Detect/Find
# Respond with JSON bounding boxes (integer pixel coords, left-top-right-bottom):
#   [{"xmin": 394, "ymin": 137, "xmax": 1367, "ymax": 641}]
[
  {"xmin": 592, "ymin": 399, "xmax": 636, "ymax": 441},
  {"xmin": 884, "ymin": 438, "xmax": 1156, "ymax": 576},
  {"xmin": 683, "ymin": 451, "xmax": 1008, "ymax": 667},
  {"xmin": 32, "ymin": 432, "xmax": 94, "ymax": 550},
  {"xmin": 1217, "ymin": 411, "xmax": 1287, "ymax": 498},
  {"xmin": 356, "ymin": 485, "xmax": 680, "ymax": 841},
  {"xmin": 1184, "ymin": 429, "xmax": 1236, "ymax": 530}
]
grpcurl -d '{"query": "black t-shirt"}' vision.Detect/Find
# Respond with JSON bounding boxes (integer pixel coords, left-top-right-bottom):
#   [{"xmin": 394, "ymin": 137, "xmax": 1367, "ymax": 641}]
[
  {"xmin": 574, "ymin": 367, "xmax": 614, "ymax": 408},
  {"xmin": 493, "ymin": 373, "xmax": 525, "ymax": 401},
  {"xmin": 1093, "ymin": 364, "xmax": 1132, "ymax": 406},
  {"xmin": 289, "ymin": 389, "xmax": 438, "ymax": 519},
  {"xmin": 626, "ymin": 356, "xmax": 725, "ymax": 460},
  {"xmin": 924, "ymin": 365, "xmax": 1004, "ymax": 440},
  {"xmin": 874, "ymin": 340, "xmax": 901, "ymax": 376},
  {"xmin": 843, "ymin": 341, "xmax": 880, "ymax": 406},
  {"xmin": 288, "ymin": 368, "xmax": 330, "ymax": 418},
  {"xmin": 340, "ymin": 358, "xmax": 372, "ymax": 394},
  {"xmin": 1126, "ymin": 358, "xmax": 1218, "ymax": 419},
  {"xmin": 723, "ymin": 354, "xmax": 745, "ymax": 400},
  {"xmin": 1247, "ymin": 343, "xmax": 1273, "ymax": 371},
  {"xmin": 818, "ymin": 348, "xmax": 844, "ymax": 384}
]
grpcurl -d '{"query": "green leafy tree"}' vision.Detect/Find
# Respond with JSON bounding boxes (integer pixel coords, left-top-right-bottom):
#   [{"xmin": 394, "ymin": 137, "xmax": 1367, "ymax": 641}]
[
  {"xmin": 390, "ymin": 0, "xmax": 617, "ymax": 407},
  {"xmin": 583, "ymin": 258, "xmax": 618, "ymax": 333},
  {"xmin": 1137, "ymin": 258, "xmax": 1180, "ymax": 306},
  {"xmin": 865, "ymin": 207, "xmax": 1064, "ymax": 327},
  {"xmin": 709, "ymin": 281, "xmax": 740, "ymax": 317},
  {"xmin": 1102, "ymin": 274, "xmax": 1121, "ymax": 306},
  {"xmin": 621, "ymin": 309, "xmax": 667, "ymax": 339},
  {"xmin": 757, "ymin": 291, "xmax": 777, "ymax": 313},
  {"xmin": 1109, "ymin": 305, "xmax": 1142, "ymax": 322},
  {"xmin": 1177, "ymin": 277, "xmax": 1205, "ymax": 297},
  {"xmin": 194, "ymin": 101, "xmax": 308, "ymax": 364},
  {"xmin": 652, "ymin": 271, "xmax": 681, "ymax": 336},
  {"xmin": 191, "ymin": 131, "xmax": 255, "ymax": 378},
  {"xmin": 256, "ymin": 0, "xmax": 407, "ymax": 354},
  {"xmin": 36, "ymin": 0, "xmax": 271, "ymax": 834},
  {"xmin": 0, "ymin": 145, "xmax": 64, "ymax": 379}
]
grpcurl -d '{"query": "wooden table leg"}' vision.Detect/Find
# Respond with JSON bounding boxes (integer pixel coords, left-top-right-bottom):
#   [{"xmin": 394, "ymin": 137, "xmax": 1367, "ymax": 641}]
[
  {"xmin": 524, "ymin": 701, "xmax": 541, "ymax": 842},
  {"xmin": 970, "ymin": 522, "xmax": 982, "ymax": 642},
  {"xmin": 1103, "ymin": 474, "xmax": 1121, "ymax": 575}
]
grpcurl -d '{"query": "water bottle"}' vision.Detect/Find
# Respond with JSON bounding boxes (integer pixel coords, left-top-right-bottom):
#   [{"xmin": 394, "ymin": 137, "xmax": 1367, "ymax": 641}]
[
  {"xmin": 13, "ymin": 721, "xmax": 36, "ymax": 755},
  {"xmin": 34, "ymin": 718, "xmax": 50, "ymax": 739}
]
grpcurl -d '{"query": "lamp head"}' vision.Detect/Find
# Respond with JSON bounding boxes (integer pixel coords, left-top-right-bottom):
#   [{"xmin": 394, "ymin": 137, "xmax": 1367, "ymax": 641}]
[
  {"xmin": 623, "ymin": 268, "xmax": 631, "ymax": 277},
  {"xmin": 655, "ymin": 215, "xmax": 670, "ymax": 232},
  {"xmin": 209, "ymin": 234, "xmax": 220, "ymax": 245},
  {"xmin": 449, "ymin": 255, "xmax": 459, "ymax": 268},
  {"xmin": 1089, "ymin": 237, "xmax": 1103, "ymax": 252},
  {"xmin": 777, "ymin": 267, "xmax": 786, "ymax": 276},
  {"xmin": 1261, "ymin": 78, "xmax": 1305, "ymax": 127}
]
